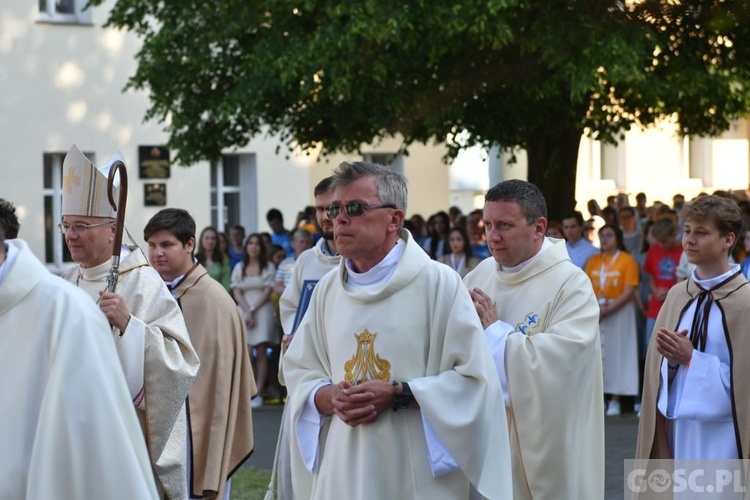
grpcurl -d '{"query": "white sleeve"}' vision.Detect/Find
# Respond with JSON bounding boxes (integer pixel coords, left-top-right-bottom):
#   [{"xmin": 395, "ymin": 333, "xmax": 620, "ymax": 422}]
[
  {"xmin": 295, "ymin": 381, "xmax": 331, "ymax": 473},
  {"xmin": 279, "ymin": 273, "xmax": 301, "ymax": 335},
  {"xmin": 484, "ymin": 320, "xmax": 517, "ymax": 406},
  {"xmin": 421, "ymin": 412, "xmax": 459, "ymax": 477},
  {"xmin": 115, "ymin": 316, "xmax": 146, "ymax": 409},
  {"xmin": 230, "ymin": 263, "xmax": 243, "ymax": 289},
  {"xmin": 663, "ymin": 350, "xmax": 732, "ymax": 420}
]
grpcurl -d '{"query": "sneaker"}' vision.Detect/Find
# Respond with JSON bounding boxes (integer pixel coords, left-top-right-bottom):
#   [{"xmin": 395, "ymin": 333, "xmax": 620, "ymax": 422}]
[
  {"xmin": 605, "ymin": 400, "xmax": 621, "ymax": 417},
  {"xmin": 251, "ymin": 396, "xmax": 264, "ymax": 409}
]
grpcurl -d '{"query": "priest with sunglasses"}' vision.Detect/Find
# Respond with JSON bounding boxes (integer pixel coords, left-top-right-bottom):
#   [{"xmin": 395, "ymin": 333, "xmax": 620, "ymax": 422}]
[{"xmin": 282, "ymin": 161, "xmax": 512, "ymax": 499}]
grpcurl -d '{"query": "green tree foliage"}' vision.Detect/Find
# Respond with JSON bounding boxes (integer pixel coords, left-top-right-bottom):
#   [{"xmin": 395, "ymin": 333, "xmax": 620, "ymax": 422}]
[{"xmin": 91, "ymin": 0, "xmax": 750, "ymax": 217}]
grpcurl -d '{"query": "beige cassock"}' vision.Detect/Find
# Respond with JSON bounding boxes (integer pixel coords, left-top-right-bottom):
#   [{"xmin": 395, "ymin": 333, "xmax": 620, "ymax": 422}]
[
  {"xmin": 636, "ymin": 275, "xmax": 750, "ymax": 463},
  {"xmin": 172, "ymin": 263, "xmax": 256, "ymax": 499}
]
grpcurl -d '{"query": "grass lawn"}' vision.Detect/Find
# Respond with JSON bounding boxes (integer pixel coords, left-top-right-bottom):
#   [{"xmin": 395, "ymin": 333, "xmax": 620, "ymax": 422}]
[{"xmin": 230, "ymin": 467, "xmax": 272, "ymax": 500}]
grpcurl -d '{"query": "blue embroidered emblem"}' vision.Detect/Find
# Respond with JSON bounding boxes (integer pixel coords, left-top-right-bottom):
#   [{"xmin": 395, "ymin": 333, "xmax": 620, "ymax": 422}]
[{"xmin": 516, "ymin": 313, "xmax": 540, "ymax": 333}]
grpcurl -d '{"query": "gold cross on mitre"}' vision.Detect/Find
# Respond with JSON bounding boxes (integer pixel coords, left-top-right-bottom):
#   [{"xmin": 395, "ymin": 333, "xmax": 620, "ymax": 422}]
[{"xmin": 63, "ymin": 165, "xmax": 82, "ymax": 195}]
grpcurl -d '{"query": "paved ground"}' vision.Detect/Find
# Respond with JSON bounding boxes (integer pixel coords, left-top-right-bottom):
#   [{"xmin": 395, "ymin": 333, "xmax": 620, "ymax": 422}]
[
  {"xmin": 605, "ymin": 415, "xmax": 640, "ymax": 499},
  {"xmin": 245, "ymin": 404, "xmax": 640, "ymax": 499}
]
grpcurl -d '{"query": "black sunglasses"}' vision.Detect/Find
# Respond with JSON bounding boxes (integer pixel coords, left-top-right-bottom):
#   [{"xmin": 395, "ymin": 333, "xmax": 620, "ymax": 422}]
[{"xmin": 325, "ymin": 202, "xmax": 396, "ymax": 219}]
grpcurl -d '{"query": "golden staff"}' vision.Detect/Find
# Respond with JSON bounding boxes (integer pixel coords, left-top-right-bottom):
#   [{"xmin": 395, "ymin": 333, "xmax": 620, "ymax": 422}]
[{"xmin": 105, "ymin": 160, "xmax": 128, "ymax": 293}]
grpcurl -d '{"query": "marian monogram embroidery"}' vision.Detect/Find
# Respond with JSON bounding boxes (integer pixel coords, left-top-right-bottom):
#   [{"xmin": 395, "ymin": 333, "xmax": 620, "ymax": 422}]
[
  {"xmin": 516, "ymin": 313, "xmax": 540, "ymax": 334},
  {"xmin": 344, "ymin": 329, "xmax": 391, "ymax": 384}
]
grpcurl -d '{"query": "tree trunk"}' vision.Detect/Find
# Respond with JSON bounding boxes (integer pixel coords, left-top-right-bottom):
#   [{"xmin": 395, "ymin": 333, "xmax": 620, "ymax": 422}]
[{"xmin": 525, "ymin": 121, "xmax": 582, "ymax": 222}]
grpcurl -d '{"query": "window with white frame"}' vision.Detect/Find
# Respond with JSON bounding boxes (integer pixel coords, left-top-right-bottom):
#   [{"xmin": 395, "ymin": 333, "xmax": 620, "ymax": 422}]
[
  {"xmin": 211, "ymin": 156, "xmax": 240, "ymax": 232},
  {"xmin": 43, "ymin": 152, "xmax": 96, "ymax": 267},
  {"xmin": 38, "ymin": 0, "xmax": 93, "ymax": 24},
  {"xmin": 600, "ymin": 143, "xmax": 617, "ymax": 182},
  {"xmin": 211, "ymin": 154, "xmax": 257, "ymax": 233},
  {"xmin": 584, "ymin": 138, "xmax": 625, "ymax": 188},
  {"xmin": 683, "ymin": 136, "xmax": 709, "ymax": 182}
]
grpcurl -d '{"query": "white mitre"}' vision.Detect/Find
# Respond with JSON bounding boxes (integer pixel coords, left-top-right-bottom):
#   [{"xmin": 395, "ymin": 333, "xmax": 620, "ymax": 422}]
[{"xmin": 61, "ymin": 145, "xmax": 124, "ymax": 218}]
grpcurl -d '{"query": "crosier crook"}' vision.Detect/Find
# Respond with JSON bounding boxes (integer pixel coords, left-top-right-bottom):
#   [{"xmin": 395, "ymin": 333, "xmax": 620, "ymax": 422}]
[{"xmin": 105, "ymin": 160, "xmax": 128, "ymax": 294}]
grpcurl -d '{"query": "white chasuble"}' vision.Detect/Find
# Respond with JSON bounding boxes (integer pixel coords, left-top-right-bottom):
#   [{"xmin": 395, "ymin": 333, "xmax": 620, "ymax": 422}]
[
  {"xmin": 464, "ymin": 238, "xmax": 605, "ymax": 500},
  {"xmin": 0, "ymin": 239, "xmax": 157, "ymax": 499},
  {"xmin": 283, "ymin": 230, "xmax": 512, "ymax": 500}
]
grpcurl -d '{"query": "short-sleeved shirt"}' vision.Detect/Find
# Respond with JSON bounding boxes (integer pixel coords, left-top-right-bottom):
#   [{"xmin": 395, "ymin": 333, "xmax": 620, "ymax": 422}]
[
  {"xmin": 643, "ymin": 244, "xmax": 683, "ymax": 318},
  {"xmin": 275, "ymin": 256, "xmax": 296, "ymax": 287},
  {"xmin": 271, "ymin": 231, "xmax": 293, "ymax": 256},
  {"xmin": 471, "ymin": 242, "xmax": 492, "ymax": 260},
  {"xmin": 566, "ymin": 238, "xmax": 600, "ymax": 269},
  {"xmin": 585, "ymin": 251, "xmax": 640, "ymax": 300}
]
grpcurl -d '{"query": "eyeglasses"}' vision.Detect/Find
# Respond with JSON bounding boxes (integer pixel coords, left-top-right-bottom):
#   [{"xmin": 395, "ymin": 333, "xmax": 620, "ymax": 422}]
[
  {"xmin": 58, "ymin": 221, "xmax": 113, "ymax": 234},
  {"xmin": 325, "ymin": 202, "xmax": 396, "ymax": 219}
]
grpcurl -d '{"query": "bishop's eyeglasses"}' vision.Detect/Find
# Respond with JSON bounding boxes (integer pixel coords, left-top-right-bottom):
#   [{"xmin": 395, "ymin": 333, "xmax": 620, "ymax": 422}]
[
  {"xmin": 58, "ymin": 221, "xmax": 113, "ymax": 234},
  {"xmin": 325, "ymin": 202, "xmax": 396, "ymax": 219}
]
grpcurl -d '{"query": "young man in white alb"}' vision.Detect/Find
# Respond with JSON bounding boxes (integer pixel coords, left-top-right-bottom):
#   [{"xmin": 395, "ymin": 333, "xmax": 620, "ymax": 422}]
[{"xmin": 637, "ymin": 195, "xmax": 750, "ymax": 461}]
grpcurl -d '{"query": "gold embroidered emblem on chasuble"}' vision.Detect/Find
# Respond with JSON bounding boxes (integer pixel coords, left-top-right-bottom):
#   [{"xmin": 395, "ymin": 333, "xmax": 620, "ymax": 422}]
[{"xmin": 344, "ymin": 329, "xmax": 391, "ymax": 384}]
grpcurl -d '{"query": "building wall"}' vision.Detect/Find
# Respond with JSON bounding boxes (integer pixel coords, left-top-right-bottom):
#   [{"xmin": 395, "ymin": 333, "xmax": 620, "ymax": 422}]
[
  {"xmin": 3, "ymin": 0, "xmax": 459, "ymax": 270},
  {"xmin": 2, "ymin": 0, "xmax": 212, "ymax": 267},
  {"xmin": 4, "ymin": 0, "xmax": 750, "ymax": 269},
  {"xmin": 574, "ymin": 120, "xmax": 750, "ymax": 217}
]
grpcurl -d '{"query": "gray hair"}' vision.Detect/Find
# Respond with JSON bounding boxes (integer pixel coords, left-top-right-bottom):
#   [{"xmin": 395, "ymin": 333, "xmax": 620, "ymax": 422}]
[
  {"xmin": 292, "ymin": 228, "xmax": 312, "ymax": 242},
  {"xmin": 332, "ymin": 161, "xmax": 408, "ymax": 213},
  {"xmin": 485, "ymin": 179, "xmax": 547, "ymax": 224}
]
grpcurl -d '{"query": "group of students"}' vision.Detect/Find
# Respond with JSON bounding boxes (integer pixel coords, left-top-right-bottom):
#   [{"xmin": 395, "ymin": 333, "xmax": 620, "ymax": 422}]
[
  {"xmin": 195, "ymin": 211, "xmax": 323, "ymax": 408},
  {"xmin": 560, "ymin": 204, "xmax": 688, "ymax": 417}
]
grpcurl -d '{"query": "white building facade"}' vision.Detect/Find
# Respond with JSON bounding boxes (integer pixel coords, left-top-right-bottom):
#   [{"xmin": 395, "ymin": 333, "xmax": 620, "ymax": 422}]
[{"xmin": 2, "ymin": 0, "xmax": 749, "ymax": 272}]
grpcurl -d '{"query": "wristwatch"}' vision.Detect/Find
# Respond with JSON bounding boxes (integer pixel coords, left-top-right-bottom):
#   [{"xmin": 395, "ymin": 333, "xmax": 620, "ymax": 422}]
[{"xmin": 392, "ymin": 381, "xmax": 415, "ymax": 411}]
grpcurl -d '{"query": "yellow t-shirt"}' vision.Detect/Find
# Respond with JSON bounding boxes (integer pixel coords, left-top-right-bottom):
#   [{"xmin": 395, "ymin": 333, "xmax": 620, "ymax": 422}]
[{"xmin": 585, "ymin": 251, "xmax": 639, "ymax": 300}]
